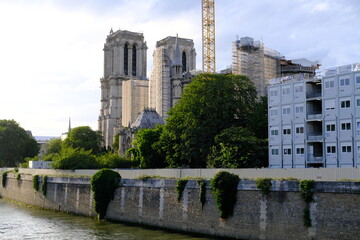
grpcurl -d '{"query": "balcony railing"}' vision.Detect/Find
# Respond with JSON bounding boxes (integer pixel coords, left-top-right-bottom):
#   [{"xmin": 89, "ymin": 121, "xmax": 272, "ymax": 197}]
[
  {"xmin": 307, "ymin": 134, "xmax": 323, "ymax": 141},
  {"xmin": 307, "ymin": 113, "xmax": 322, "ymax": 120},
  {"xmin": 307, "ymin": 155, "xmax": 324, "ymax": 163},
  {"xmin": 306, "ymin": 91, "xmax": 322, "ymax": 99}
]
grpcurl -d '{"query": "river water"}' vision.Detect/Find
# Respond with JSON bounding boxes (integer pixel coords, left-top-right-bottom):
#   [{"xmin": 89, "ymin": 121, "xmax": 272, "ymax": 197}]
[{"xmin": 0, "ymin": 199, "xmax": 215, "ymax": 240}]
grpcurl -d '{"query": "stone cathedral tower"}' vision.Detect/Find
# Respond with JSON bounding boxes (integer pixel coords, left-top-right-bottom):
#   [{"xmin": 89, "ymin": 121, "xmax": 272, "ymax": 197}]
[
  {"xmin": 149, "ymin": 36, "xmax": 196, "ymax": 118},
  {"xmin": 98, "ymin": 29, "xmax": 148, "ymax": 148}
]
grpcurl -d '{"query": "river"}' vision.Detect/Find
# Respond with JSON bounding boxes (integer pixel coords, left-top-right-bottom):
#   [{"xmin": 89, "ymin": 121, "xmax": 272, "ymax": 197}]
[{"xmin": 0, "ymin": 199, "xmax": 215, "ymax": 240}]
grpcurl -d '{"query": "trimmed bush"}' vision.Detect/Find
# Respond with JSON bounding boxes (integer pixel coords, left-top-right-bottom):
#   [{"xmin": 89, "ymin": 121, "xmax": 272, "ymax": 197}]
[
  {"xmin": 256, "ymin": 178, "xmax": 272, "ymax": 196},
  {"xmin": 175, "ymin": 179, "xmax": 188, "ymax": 202},
  {"xmin": 299, "ymin": 180, "xmax": 314, "ymax": 203},
  {"xmin": 41, "ymin": 176, "xmax": 48, "ymax": 196},
  {"xmin": 210, "ymin": 171, "xmax": 240, "ymax": 219},
  {"xmin": 32, "ymin": 175, "xmax": 40, "ymax": 191},
  {"xmin": 2, "ymin": 172, "xmax": 8, "ymax": 188},
  {"xmin": 90, "ymin": 169, "xmax": 121, "ymax": 219}
]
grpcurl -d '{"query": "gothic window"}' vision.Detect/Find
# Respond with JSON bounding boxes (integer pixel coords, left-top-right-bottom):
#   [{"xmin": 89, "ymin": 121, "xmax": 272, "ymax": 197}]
[
  {"xmin": 124, "ymin": 43, "xmax": 129, "ymax": 75},
  {"xmin": 182, "ymin": 51, "xmax": 187, "ymax": 73},
  {"xmin": 132, "ymin": 44, "xmax": 137, "ymax": 76}
]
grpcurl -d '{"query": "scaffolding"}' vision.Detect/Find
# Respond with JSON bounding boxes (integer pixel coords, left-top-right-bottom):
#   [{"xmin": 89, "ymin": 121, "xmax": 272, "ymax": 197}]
[{"xmin": 232, "ymin": 37, "xmax": 281, "ymax": 97}]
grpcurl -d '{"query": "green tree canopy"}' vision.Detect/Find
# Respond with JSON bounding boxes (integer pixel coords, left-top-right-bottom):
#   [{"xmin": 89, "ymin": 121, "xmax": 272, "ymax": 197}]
[
  {"xmin": 158, "ymin": 73, "xmax": 257, "ymax": 168},
  {"xmin": 129, "ymin": 125, "xmax": 166, "ymax": 169},
  {"xmin": 51, "ymin": 147, "xmax": 99, "ymax": 170},
  {"xmin": 63, "ymin": 126, "xmax": 103, "ymax": 154},
  {"xmin": 0, "ymin": 120, "xmax": 39, "ymax": 167},
  {"xmin": 45, "ymin": 138, "xmax": 62, "ymax": 155}
]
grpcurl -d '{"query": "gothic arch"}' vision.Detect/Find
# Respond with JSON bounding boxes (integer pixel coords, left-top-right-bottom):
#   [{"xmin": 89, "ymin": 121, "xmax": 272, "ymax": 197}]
[
  {"xmin": 124, "ymin": 42, "xmax": 129, "ymax": 75},
  {"xmin": 182, "ymin": 51, "xmax": 187, "ymax": 73},
  {"xmin": 132, "ymin": 43, "xmax": 137, "ymax": 76}
]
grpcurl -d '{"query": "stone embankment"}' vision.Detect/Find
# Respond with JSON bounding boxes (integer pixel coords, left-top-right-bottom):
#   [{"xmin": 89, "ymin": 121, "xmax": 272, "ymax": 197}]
[{"xmin": 1, "ymin": 171, "xmax": 360, "ymax": 240}]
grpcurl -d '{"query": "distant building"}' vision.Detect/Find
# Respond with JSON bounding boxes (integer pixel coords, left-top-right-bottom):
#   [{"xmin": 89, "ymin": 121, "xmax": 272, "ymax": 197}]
[
  {"xmin": 98, "ymin": 29, "xmax": 149, "ymax": 148},
  {"xmin": 149, "ymin": 35, "xmax": 196, "ymax": 118},
  {"xmin": 268, "ymin": 63, "xmax": 360, "ymax": 168}
]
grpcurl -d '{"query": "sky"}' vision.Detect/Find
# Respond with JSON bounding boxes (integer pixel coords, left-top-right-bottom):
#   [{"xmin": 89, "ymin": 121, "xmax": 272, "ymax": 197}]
[{"xmin": 0, "ymin": 0, "xmax": 359, "ymax": 137}]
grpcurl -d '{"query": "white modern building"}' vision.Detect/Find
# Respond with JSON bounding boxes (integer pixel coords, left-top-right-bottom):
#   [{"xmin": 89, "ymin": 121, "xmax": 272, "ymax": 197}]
[{"xmin": 268, "ymin": 63, "xmax": 360, "ymax": 168}]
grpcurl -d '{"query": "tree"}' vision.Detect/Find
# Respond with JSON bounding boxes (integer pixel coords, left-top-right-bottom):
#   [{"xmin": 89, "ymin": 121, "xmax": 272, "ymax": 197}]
[
  {"xmin": 0, "ymin": 120, "xmax": 39, "ymax": 167},
  {"xmin": 51, "ymin": 147, "xmax": 99, "ymax": 170},
  {"xmin": 248, "ymin": 96, "xmax": 268, "ymax": 139},
  {"xmin": 129, "ymin": 125, "xmax": 166, "ymax": 168},
  {"xmin": 207, "ymin": 127, "xmax": 268, "ymax": 168},
  {"xmin": 63, "ymin": 126, "xmax": 103, "ymax": 154},
  {"xmin": 158, "ymin": 74, "xmax": 257, "ymax": 168},
  {"xmin": 45, "ymin": 138, "xmax": 62, "ymax": 155}
]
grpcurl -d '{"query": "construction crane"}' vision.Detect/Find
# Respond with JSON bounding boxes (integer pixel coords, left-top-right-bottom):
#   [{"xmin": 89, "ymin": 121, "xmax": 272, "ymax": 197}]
[{"xmin": 201, "ymin": 0, "xmax": 216, "ymax": 73}]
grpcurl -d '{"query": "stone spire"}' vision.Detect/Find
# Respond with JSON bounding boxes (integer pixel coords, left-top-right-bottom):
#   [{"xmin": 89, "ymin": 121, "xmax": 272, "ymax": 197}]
[
  {"xmin": 172, "ymin": 34, "xmax": 182, "ymax": 66},
  {"xmin": 68, "ymin": 117, "xmax": 71, "ymax": 134}
]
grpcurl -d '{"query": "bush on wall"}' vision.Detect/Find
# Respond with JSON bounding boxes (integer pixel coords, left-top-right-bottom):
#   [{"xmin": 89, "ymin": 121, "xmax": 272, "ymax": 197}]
[
  {"xmin": 299, "ymin": 180, "xmax": 315, "ymax": 227},
  {"xmin": 210, "ymin": 171, "xmax": 240, "ymax": 219},
  {"xmin": 175, "ymin": 178, "xmax": 188, "ymax": 202},
  {"xmin": 256, "ymin": 178, "xmax": 272, "ymax": 196},
  {"xmin": 90, "ymin": 169, "xmax": 121, "ymax": 220},
  {"xmin": 32, "ymin": 175, "xmax": 40, "ymax": 191}
]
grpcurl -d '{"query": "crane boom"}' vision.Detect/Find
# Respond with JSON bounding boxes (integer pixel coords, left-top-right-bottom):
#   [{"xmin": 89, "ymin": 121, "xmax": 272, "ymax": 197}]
[{"xmin": 202, "ymin": 0, "xmax": 216, "ymax": 73}]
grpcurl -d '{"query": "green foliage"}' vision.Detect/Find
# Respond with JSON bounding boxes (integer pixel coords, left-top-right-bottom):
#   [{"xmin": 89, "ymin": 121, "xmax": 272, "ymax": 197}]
[
  {"xmin": 130, "ymin": 125, "xmax": 166, "ymax": 168},
  {"xmin": 256, "ymin": 178, "xmax": 272, "ymax": 196},
  {"xmin": 210, "ymin": 171, "xmax": 240, "ymax": 219},
  {"xmin": 2, "ymin": 172, "xmax": 8, "ymax": 188},
  {"xmin": 32, "ymin": 175, "xmax": 39, "ymax": 191},
  {"xmin": 97, "ymin": 152, "xmax": 138, "ymax": 169},
  {"xmin": 299, "ymin": 180, "xmax": 314, "ymax": 203},
  {"xmin": 41, "ymin": 176, "xmax": 48, "ymax": 196},
  {"xmin": 157, "ymin": 74, "xmax": 258, "ymax": 168},
  {"xmin": 248, "ymin": 96, "xmax": 268, "ymax": 139},
  {"xmin": 63, "ymin": 126, "xmax": 103, "ymax": 154},
  {"xmin": 90, "ymin": 169, "xmax": 121, "ymax": 219},
  {"xmin": 22, "ymin": 156, "xmax": 39, "ymax": 168},
  {"xmin": 303, "ymin": 207, "xmax": 312, "ymax": 227},
  {"xmin": 197, "ymin": 179, "xmax": 206, "ymax": 210},
  {"xmin": 51, "ymin": 147, "xmax": 99, "ymax": 170},
  {"xmin": 207, "ymin": 127, "xmax": 268, "ymax": 168},
  {"xmin": 112, "ymin": 133, "xmax": 120, "ymax": 151},
  {"xmin": 0, "ymin": 119, "xmax": 40, "ymax": 167},
  {"xmin": 16, "ymin": 173, "xmax": 21, "ymax": 181},
  {"xmin": 175, "ymin": 179, "xmax": 188, "ymax": 202},
  {"xmin": 45, "ymin": 138, "xmax": 62, "ymax": 155}
]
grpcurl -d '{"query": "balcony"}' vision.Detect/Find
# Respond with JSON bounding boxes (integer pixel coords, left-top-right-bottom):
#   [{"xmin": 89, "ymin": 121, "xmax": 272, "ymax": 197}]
[
  {"xmin": 307, "ymin": 134, "xmax": 323, "ymax": 141},
  {"xmin": 307, "ymin": 154, "xmax": 324, "ymax": 163},
  {"xmin": 306, "ymin": 91, "xmax": 321, "ymax": 99},
  {"xmin": 307, "ymin": 113, "xmax": 322, "ymax": 121}
]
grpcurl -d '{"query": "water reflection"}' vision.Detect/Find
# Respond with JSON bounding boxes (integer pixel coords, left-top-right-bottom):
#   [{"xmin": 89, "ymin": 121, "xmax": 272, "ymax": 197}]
[{"xmin": 0, "ymin": 199, "xmax": 214, "ymax": 240}]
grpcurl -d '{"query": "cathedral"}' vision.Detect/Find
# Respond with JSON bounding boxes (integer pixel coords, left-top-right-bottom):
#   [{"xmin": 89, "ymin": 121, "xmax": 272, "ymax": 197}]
[{"xmin": 98, "ymin": 29, "xmax": 197, "ymax": 150}]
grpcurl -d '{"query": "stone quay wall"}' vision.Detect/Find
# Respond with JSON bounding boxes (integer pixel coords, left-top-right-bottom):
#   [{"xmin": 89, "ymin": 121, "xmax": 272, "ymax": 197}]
[{"xmin": 1, "ymin": 172, "xmax": 360, "ymax": 240}]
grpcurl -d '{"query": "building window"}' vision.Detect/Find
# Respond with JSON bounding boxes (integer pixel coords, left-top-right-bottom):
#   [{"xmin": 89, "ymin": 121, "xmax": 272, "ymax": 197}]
[
  {"xmin": 182, "ymin": 51, "xmax": 187, "ymax": 73},
  {"xmin": 296, "ymin": 126, "xmax": 304, "ymax": 134},
  {"xmin": 282, "ymin": 107, "xmax": 291, "ymax": 115},
  {"xmin": 284, "ymin": 148, "xmax": 292, "ymax": 155},
  {"xmin": 283, "ymin": 128, "xmax": 291, "ymax": 135},
  {"xmin": 271, "ymin": 129, "xmax": 279, "ymax": 136},
  {"xmin": 340, "ymin": 78, "xmax": 350, "ymax": 86},
  {"xmin": 325, "ymin": 80, "xmax": 335, "ymax": 88},
  {"xmin": 124, "ymin": 43, "xmax": 129, "ymax": 75},
  {"xmin": 325, "ymin": 99, "xmax": 336, "ymax": 111},
  {"xmin": 342, "ymin": 145, "xmax": 352, "ymax": 153},
  {"xmin": 270, "ymin": 109, "xmax": 278, "ymax": 116},
  {"xmin": 282, "ymin": 87, "xmax": 290, "ymax": 95},
  {"xmin": 326, "ymin": 124, "xmax": 336, "ymax": 132},
  {"xmin": 356, "ymin": 76, "xmax": 360, "ymax": 84},
  {"xmin": 295, "ymin": 105, "xmax": 304, "ymax": 114},
  {"xmin": 270, "ymin": 89, "xmax": 278, "ymax": 97},
  {"xmin": 356, "ymin": 98, "xmax": 360, "ymax": 107},
  {"xmin": 132, "ymin": 45, "xmax": 137, "ymax": 76},
  {"xmin": 340, "ymin": 100, "xmax": 350, "ymax": 108},
  {"xmin": 296, "ymin": 148, "xmax": 305, "ymax": 155},
  {"xmin": 294, "ymin": 85, "xmax": 303, "ymax": 93},
  {"xmin": 357, "ymin": 122, "xmax": 360, "ymax": 132},
  {"xmin": 271, "ymin": 148, "xmax": 279, "ymax": 155},
  {"xmin": 327, "ymin": 146, "xmax": 336, "ymax": 153},
  {"xmin": 341, "ymin": 122, "xmax": 351, "ymax": 130}
]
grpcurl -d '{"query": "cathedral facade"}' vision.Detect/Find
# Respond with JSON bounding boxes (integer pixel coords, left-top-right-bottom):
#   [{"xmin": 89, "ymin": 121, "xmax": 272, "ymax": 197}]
[{"xmin": 99, "ymin": 29, "xmax": 197, "ymax": 149}]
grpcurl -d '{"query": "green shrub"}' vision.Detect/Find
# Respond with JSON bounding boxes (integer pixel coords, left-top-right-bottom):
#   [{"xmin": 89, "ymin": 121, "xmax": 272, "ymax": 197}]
[
  {"xmin": 41, "ymin": 176, "xmax": 48, "ymax": 196},
  {"xmin": 197, "ymin": 179, "xmax": 206, "ymax": 210},
  {"xmin": 303, "ymin": 207, "xmax": 311, "ymax": 227},
  {"xmin": 256, "ymin": 178, "xmax": 272, "ymax": 196},
  {"xmin": 299, "ymin": 180, "xmax": 314, "ymax": 203},
  {"xmin": 51, "ymin": 147, "xmax": 100, "ymax": 170},
  {"xmin": 175, "ymin": 179, "xmax": 188, "ymax": 202},
  {"xmin": 210, "ymin": 171, "xmax": 240, "ymax": 219},
  {"xmin": 90, "ymin": 169, "xmax": 121, "ymax": 219},
  {"xmin": 97, "ymin": 152, "xmax": 138, "ymax": 169},
  {"xmin": 2, "ymin": 172, "xmax": 8, "ymax": 188},
  {"xmin": 32, "ymin": 175, "xmax": 40, "ymax": 191},
  {"xmin": 16, "ymin": 173, "xmax": 21, "ymax": 181}
]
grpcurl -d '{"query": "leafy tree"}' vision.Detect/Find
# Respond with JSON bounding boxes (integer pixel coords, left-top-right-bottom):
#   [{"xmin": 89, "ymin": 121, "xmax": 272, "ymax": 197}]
[
  {"xmin": 97, "ymin": 152, "xmax": 138, "ymax": 169},
  {"xmin": 0, "ymin": 120, "xmax": 39, "ymax": 167},
  {"xmin": 207, "ymin": 127, "xmax": 268, "ymax": 168},
  {"xmin": 45, "ymin": 138, "xmax": 62, "ymax": 155},
  {"xmin": 248, "ymin": 96, "xmax": 268, "ymax": 139},
  {"xmin": 129, "ymin": 125, "xmax": 166, "ymax": 168},
  {"xmin": 63, "ymin": 126, "xmax": 103, "ymax": 154},
  {"xmin": 51, "ymin": 147, "xmax": 99, "ymax": 170},
  {"xmin": 158, "ymin": 74, "xmax": 257, "ymax": 168}
]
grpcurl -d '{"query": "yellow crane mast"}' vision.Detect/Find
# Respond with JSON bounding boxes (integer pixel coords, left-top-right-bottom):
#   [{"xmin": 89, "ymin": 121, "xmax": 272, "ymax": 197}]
[{"xmin": 201, "ymin": 0, "xmax": 216, "ymax": 73}]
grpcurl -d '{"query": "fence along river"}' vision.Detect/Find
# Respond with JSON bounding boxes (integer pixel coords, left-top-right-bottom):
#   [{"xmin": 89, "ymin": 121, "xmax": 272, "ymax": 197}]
[{"xmin": 0, "ymin": 199, "xmax": 214, "ymax": 240}]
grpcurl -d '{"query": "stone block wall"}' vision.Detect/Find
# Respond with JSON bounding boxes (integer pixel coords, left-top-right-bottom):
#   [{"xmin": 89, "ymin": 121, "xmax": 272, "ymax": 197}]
[{"xmin": 1, "ymin": 172, "xmax": 360, "ymax": 240}]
